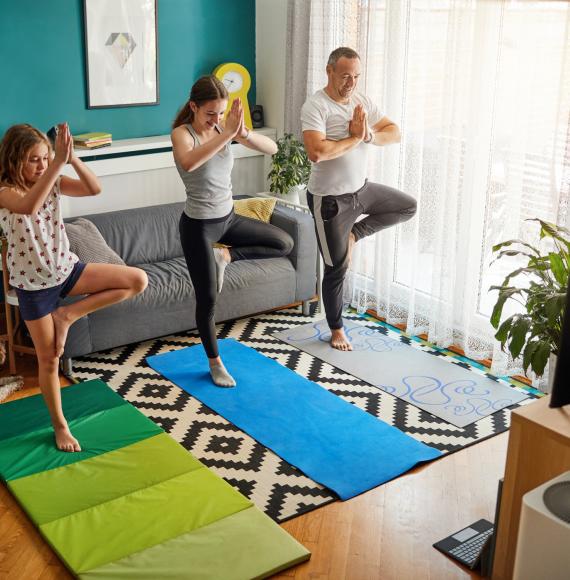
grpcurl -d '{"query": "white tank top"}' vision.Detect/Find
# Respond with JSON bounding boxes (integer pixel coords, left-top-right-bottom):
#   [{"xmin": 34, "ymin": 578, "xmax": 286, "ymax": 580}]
[{"xmin": 0, "ymin": 178, "xmax": 78, "ymax": 290}]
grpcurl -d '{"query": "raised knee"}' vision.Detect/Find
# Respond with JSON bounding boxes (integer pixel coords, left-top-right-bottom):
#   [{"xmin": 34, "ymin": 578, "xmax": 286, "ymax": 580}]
[
  {"xmin": 131, "ymin": 268, "xmax": 148, "ymax": 295},
  {"xmin": 281, "ymin": 233, "xmax": 294, "ymax": 256},
  {"xmin": 405, "ymin": 197, "xmax": 418, "ymax": 217}
]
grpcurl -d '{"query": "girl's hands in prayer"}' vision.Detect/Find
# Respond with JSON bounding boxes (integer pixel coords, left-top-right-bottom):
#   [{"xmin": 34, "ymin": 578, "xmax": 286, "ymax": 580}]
[
  {"xmin": 53, "ymin": 123, "xmax": 73, "ymax": 165},
  {"xmin": 223, "ymin": 98, "xmax": 243, "ymax": 138}
]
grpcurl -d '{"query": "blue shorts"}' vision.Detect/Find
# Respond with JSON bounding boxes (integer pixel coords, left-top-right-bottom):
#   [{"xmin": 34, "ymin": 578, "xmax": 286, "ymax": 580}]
[{"xmin": 15, "ymin": 262, "xmax": 87, "ymax": 321}]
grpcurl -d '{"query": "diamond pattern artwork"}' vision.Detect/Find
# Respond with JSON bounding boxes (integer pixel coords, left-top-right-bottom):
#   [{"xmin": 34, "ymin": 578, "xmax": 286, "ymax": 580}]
[
  {"xmin": 72, "ymin": 305, "xmax": 535, "ymax": 522},
  {"xmin": 105, "ymin": 32, "xmax": 137, "ymax": 68}
]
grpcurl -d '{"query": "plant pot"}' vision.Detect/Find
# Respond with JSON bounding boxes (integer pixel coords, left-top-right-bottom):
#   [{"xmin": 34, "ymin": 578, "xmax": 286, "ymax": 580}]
[
  {"xmin": 545, "ymin": 353, "xmax": 558, "ymax": 394},
  {"xmin": 281, "ymin": 185, "xmax": 306, "ymax": 205}
]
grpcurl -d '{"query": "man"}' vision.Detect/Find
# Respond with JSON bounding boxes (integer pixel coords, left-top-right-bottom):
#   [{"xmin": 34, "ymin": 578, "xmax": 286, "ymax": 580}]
[{"xmin": 301, "ymin": 46, "xmax": 417, "ymax": 351}]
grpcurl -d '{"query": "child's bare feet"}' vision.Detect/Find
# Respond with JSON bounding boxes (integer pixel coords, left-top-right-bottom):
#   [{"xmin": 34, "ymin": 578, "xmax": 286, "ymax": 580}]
[
  {"xmin": 330, "ymin": 328, "xmax": 353, "ymax": 351},
  {"xmin": 51, "ymin": 308, "xmax": 73, "ymax": 357},
  {"xmin": 55, "ymin": 425, "xmax": 81, "ymax": 452}
]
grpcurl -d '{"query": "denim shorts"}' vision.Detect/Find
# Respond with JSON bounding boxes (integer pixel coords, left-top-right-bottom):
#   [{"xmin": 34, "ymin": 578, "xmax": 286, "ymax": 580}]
[{"xmin": 15, "ymin": 262, "xmax": 87, "ymax": 321}]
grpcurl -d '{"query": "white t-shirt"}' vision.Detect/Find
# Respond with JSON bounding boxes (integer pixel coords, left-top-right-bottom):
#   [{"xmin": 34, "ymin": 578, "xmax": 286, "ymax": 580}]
[
  {"xmin": 301, "ymin": 89, "xmax": 384, "ymax": 196},
  {"xmin": 0, "ymin": 178, "xmax": 78, "ymax": 290}
]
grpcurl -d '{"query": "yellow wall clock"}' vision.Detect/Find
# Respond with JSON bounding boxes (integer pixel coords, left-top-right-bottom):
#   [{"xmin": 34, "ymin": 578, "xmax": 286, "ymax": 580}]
[{"xmin": 213, "ymin": 62, "xmax": 253, "ymax": 130}]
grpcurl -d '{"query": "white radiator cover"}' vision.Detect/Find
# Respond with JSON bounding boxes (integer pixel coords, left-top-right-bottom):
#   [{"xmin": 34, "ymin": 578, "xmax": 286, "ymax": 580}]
[{"xmin": 513, "ymin": 470, "xmax": 570, "ymax": 580}]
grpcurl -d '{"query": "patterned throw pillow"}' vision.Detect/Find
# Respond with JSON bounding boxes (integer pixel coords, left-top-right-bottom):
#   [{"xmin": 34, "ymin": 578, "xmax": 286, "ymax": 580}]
[
  {"xmin": 233, "ymin": 197, "xmax": 277, "ymax": 222},
  {"xmin": 65, "ymin": 218, "xmax": 125, "ymax": 265}
]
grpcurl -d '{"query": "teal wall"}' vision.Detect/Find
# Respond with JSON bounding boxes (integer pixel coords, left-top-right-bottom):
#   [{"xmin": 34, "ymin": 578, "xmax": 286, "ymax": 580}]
[{"xmin": 0, "ymin": 0, "xmax": 256, "ymax": 140}]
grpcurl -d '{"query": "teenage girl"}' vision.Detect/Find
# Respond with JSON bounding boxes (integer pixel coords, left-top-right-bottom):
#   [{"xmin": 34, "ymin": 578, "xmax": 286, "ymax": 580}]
[
  {"xmin": 0, "ymin": 123, "xmax": 148, "ymax": 452},
  {"xmin": 171, "ymin": 75, "xmax": 293, "ymax": 388}
]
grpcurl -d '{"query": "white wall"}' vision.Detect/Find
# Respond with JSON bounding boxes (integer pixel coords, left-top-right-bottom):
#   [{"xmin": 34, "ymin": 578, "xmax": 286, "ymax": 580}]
[{"xmin": 255, "ymin": 0, "xmax": 288, "ymax": 138}]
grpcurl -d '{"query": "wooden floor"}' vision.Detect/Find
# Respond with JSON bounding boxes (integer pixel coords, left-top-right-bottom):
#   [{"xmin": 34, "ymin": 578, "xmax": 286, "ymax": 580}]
[{"xmin": 0, "ymin": 354, "xmax": 508, "ymax": 580}]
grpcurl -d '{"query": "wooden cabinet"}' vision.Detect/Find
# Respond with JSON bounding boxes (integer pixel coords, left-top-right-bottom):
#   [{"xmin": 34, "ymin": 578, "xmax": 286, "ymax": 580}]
[{"xmin": 492, "ymin": 395, "xmax": 570, "ymax": 580}]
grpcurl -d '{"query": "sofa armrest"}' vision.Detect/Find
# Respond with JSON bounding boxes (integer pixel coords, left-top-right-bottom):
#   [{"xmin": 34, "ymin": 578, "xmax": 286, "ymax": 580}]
[{"xmin": 271, "ymin": 204, "xmax": 317, "ymax": 302}]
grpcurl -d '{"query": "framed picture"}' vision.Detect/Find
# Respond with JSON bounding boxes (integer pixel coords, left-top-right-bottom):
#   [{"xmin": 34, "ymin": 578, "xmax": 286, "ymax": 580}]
[{"xmin": 83, "ymin": 0, "xmax": 159, "ymax": 108}]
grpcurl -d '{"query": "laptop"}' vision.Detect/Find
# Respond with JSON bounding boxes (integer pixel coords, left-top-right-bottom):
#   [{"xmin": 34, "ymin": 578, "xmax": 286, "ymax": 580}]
[{"xmin": 433, "ymin": 518, "xmax": 494, "ymax": 570}]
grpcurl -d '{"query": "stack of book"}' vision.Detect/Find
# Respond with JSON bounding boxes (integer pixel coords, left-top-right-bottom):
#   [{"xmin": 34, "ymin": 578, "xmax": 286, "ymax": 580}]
[{"xmin": 73, "ymin": 132, "xmax": 112, "ymax": 149}]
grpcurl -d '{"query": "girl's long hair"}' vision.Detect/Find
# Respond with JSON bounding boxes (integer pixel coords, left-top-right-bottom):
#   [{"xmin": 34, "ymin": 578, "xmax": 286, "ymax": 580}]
[
  {"xmin": 0, "ymin": 124, "xmax": 52, "ymax": 191},
  {"xmin": 172, "ymin": 75, "xmax": 229, "ymax": 129}
]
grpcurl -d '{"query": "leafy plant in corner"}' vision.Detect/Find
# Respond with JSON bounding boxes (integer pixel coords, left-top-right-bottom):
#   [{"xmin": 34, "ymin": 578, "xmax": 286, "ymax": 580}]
[
  {"xmin": 490, "ymin": 219, "xmax": 569, "ymax": 377},
  {"xmin": 267, "ymin": 133, "xmax": 311, "ymax": 195}
]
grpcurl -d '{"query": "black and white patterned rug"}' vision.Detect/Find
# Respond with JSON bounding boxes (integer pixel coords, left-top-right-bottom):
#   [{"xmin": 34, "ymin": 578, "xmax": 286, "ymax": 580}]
[{"xmin": 72, "ymin": 305, "xmax": 534, "ymax": 523}]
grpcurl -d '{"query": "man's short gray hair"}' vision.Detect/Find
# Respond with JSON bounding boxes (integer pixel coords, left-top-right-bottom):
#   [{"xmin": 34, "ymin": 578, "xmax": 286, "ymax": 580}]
[{"xmin": 327, "ymin": 47, "xmax": 360, "ymax": 67}]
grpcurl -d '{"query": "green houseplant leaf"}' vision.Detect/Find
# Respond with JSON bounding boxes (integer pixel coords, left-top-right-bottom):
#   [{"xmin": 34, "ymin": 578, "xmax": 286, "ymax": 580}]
[
  {"xmin": 267, "ymin": 133, "xmax": 311, "ymax": 195},
  {"xmin": 489, "ymin": 219, "xmax": 569, "ymax": 379}
]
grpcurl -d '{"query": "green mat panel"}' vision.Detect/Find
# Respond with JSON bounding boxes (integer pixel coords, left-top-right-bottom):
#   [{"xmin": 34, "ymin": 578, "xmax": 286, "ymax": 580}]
[
  {"xmin": 40, "ymin": 468, "xmax": 253, "ymax": 574},
  {"xmin": 81, "ymin": 506, "xmax": 311, "ymax": 579},
  {"xmin": 0, "ymin": 403, "xmax": 162, "ymax": 481},
  {"xmin": 0, "ymin": 379, "xmax": 126, "ymax": 442},
  {"xmin": 9, "ymin": 433, "xmax": 203, "ymax": 525}
]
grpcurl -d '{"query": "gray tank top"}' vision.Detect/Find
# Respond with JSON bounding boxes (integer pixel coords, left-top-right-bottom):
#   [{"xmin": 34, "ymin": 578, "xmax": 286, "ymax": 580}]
[{"xmin": 175, "ymin": 124, "xmax": 234, "ymax": 219}]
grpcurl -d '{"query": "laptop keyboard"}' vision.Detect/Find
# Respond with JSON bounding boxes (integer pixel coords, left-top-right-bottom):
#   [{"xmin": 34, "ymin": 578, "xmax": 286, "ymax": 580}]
[{"xmin": 448, "ymin": 528, "xmax": 493, "ymax": 566}]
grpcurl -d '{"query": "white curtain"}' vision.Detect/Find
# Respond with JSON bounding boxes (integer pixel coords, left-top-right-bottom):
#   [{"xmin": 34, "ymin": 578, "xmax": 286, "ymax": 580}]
[{"xmin": 286, "ymin": 0, "xmax": 570, "ymax": 381}]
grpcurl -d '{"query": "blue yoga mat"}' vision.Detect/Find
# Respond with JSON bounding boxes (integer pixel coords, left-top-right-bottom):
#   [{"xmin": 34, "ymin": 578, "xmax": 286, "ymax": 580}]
[{"xmin": 147, "ymin": 339, "xmax": 441, "ymax": 500}]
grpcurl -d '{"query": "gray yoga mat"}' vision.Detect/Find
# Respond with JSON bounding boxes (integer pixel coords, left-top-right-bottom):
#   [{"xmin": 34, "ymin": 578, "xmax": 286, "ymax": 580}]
[{"xmin": 273, "ymin": 318, "xmax": 528, "ymax": 428}]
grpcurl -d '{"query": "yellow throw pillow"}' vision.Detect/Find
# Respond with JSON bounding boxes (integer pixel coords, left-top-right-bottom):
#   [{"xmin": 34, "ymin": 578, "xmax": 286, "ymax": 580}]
[
  {"xmin": 214, "ymin": 197, "xmax": 278, "ymax": 248},
  {"xmin": 233, "ymin": 197, "xmax": 277, "ymax": 223}
]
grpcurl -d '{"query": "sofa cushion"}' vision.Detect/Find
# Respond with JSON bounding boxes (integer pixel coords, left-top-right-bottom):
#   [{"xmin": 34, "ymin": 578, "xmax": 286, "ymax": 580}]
[
  {"xmin": 66, "ymin": 218, "xmax": 126, "ymax": 265},
  {"xmin": 83, "ymin": 203, "xmax": 185, "ymax": 266},
  {"xmin": 233, "ymin": 198, "xmax": 276, "ymax": 223}
]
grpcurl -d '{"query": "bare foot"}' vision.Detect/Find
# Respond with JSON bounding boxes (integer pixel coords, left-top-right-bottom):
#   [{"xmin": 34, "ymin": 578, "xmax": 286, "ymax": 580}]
[
  {"xmin": 347, "ymin": 232, "xmax": 356, "ymax": 268},
  {"xmin": 55, "ymin": 426, "xmax": 82, "ymax": 452},
  {"xmin": 51, "ymin": 308, "xmax": 73, "ymax": 357},
  {"xmin": 330, "ymin": 328, "xmax": 353, "ymax": 351}
]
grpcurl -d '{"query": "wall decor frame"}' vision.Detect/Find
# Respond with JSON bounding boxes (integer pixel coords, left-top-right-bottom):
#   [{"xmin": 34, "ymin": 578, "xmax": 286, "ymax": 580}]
[{"xmin": 83, "ymin": 0, "xmax": 159, "ymax": 108}]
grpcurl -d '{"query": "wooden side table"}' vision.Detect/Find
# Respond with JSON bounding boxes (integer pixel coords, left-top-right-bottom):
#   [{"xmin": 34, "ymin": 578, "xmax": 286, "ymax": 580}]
[
  {"xmin": 1, "ymin": 239, "xmax": 35, "ymax": 374},
  {"xmin": 492, "ymin": 395, "xmax": 570, "ymax": 579}
]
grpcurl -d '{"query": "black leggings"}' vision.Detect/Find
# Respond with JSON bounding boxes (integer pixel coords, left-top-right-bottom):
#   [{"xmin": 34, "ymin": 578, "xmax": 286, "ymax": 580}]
[{"xmin": 179, "ymin": 210, "xmax": 294, "ymax": 358}]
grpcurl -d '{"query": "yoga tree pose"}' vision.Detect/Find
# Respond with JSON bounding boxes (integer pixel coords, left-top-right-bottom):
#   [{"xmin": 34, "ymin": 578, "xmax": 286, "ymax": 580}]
[
  {"xmin": 302, "ymin": 47, "xmax": 417, "ymax": 351},
  {"xmin": 0, "ymin": 123, "xmax": 147, "ymax": 451},
  {"xmin": 171, "ymin": 75, "xmax": 293, "ymax": 388}
]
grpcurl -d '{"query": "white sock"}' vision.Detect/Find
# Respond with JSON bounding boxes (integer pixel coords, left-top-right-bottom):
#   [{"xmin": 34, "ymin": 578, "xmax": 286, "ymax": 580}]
[
  {"xmin": 213, "ymin": 248, "xmax": 229, "ymax": 293},
  {"xmin": 210, "ymin": 363, "xmax": 236, "ymax": 388}
]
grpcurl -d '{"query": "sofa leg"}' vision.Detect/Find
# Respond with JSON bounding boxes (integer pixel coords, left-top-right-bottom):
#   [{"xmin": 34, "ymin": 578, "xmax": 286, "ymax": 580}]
[
  {"xmin": 61, "ymin": 357, "xmax": 73, "ymax": 377},
  {"xmin": 302, "ymin": 300, "xmax": 311, "ymax": 316}
]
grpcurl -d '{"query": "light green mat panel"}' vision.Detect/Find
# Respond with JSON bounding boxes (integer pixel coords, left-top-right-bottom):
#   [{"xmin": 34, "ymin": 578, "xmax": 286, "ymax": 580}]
[
  {"xmin": 81, "ymin": 506, "xmax": 311, "ymax": 580},
  {"xmin": 0, "ymin": 380, "xmax": 310, "ymax": 578}
]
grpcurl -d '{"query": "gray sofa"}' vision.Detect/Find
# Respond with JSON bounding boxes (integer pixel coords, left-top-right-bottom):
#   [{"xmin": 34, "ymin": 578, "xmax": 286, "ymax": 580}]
[{"xmin": 62, "ymin": 200, "xmax": 317, "ymax": 370}]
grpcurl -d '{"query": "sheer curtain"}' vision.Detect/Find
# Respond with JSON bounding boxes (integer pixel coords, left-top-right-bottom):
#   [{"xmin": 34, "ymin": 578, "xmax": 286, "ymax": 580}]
[{"xmin": 286, "ymin": 0, "xmax": 570, "ymax": 380}]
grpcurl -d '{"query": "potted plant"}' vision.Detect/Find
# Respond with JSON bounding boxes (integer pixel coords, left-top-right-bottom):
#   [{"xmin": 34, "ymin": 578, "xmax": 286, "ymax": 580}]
[
  {"xmin": 267, "ymin": 133, "xmax": 311, "ymax": 204},
  {"xmin": 490, "ymin": 219, "xmax": 569, "ymax": 382}
]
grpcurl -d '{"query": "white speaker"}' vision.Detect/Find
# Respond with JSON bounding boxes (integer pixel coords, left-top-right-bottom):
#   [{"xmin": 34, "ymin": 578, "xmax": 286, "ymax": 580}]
[{"xmin": 513, "ymin": 470, "xmax": 570, "ymax": 580}]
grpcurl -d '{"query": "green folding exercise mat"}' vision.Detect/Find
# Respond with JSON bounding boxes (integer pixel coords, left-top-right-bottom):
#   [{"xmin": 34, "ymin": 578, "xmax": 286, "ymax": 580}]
[{"xmin": 0, "ymin": 379, "xmax": 310, "ymax": 578}]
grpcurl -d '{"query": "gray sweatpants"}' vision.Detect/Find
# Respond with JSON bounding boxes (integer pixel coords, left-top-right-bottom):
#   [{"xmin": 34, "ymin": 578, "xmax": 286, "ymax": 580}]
[{"xmin": 307, "ymin": 180, "xmax": 417, "ymax": 330}]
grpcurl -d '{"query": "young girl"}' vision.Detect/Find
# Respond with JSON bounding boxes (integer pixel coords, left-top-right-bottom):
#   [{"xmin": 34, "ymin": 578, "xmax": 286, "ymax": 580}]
[
  {"xmin": 0, "ymin": 123, "xmax": 148, "ymax": 452},
  {"xmin": 171, "ymin": 76, "xmax": 293, "ymax": 388}
]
